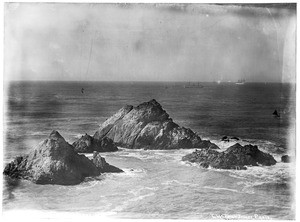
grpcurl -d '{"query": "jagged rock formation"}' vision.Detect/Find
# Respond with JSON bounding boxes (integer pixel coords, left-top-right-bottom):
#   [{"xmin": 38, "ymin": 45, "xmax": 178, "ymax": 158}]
[
  {"xmin": 92, "ymin": 151, "xmax": 123, "ymax": 173},
  {"xmin": 72, "ymin": 134, "xmax": 118, "ymax": 153},
  {"xmin": 3, "ymin": 131, "xmax": 122, "ymax": 185},
  {"xmin": 182, "ymin": 143, "xmax": 277, "ymax": 170},
  {"xmin": 93, "ymin": 99, "xmax": 219, "ymax": 150}
]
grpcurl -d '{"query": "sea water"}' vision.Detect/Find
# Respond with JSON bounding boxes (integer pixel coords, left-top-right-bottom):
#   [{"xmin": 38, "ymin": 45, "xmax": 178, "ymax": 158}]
[{"xmin": 3, "ymin": 81, "xmax": 296, "ymax": 219}]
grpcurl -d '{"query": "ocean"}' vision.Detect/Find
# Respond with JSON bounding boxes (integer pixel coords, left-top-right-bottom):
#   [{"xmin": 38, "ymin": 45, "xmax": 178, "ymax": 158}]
[{"xmin": 3, "ymin": 81, "xmax": 296, "ymax": 219}]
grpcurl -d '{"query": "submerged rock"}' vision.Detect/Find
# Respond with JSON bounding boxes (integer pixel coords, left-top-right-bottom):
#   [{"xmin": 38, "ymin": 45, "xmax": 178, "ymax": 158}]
[
  {"xmin": 94, "ymin": 99, "xmax": 218, "ymax": 150},
  {"xmin": 3, "ymin": 131, "xmax": 122, "ymax": 185},
  {"xmin": 281, "ymin": 155, "xmax": 291, "ymax": 163},
  {"xmin": 72, "ymin": 134, "xmax": 118, "ymax": 153},
  {"xmin": 182, "ymin": 143, "xmax": 277, "ymax": 170}
]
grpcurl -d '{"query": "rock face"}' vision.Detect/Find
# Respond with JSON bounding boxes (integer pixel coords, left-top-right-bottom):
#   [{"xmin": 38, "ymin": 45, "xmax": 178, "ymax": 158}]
[
  {"xmin": 93, "ymin": 99, "xmax": 219, "ymax": 150},
  {"xmin": 281, "ymin": 155, "xmax": 290, "ymax": 163},
  {"xmin": 72, "ymin": 134, "xmax": 118, "ymax": 153},
  {"xmin": 3, "ymin": 131, "xmax": 122, "ymax": 185},
  {"xmin": 182, "ymin": 143, "xmax": 277, "ymax": 170},
  {"xmin": 92, "ymin": 151, "xmax": 123, "ymax": 173}
]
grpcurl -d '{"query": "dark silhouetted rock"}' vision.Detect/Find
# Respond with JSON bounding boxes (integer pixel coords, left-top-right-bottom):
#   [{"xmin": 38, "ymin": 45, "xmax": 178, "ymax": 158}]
[
  {"xmin": 72, "ymin": 134, "xmax": 118, "ymax": 153},
  {"xmin": 221, "ymin": 136, "xmax": 229, "ymax": 141},
  {"xmin": 222, "ymin": 136, "xmax": 240, "ymax": 142},
  {"xmin": 231, "ymin": 137, "xmax": 240, "ymax": 140},
  {"xmin": 3, "ymin": 131, "xmax": 122, "ymax": 185},
  {"xmin": 92, "ymin": 151, "xmax": 123, "ymax": 173},
  {"xmin": 281, "ymin": 155, "xmax": 291, "ymax": 163},
  {"xmin": 182, "ymin": 143, "xmax": 276, "ymax": 170},
  {"xmin": 94, "ymin": 99, "xmax": 219, "ymax": 150}
]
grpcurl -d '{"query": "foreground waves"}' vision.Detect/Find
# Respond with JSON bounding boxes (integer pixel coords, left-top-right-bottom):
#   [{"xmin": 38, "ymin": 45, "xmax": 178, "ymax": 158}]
[
  {"xmin": 3, "ymin": 147, "xmax": 294, "ymax": 219},
  {"xmin": 3, "ymin": 82, "xmax": 295, "ymax": 219}
]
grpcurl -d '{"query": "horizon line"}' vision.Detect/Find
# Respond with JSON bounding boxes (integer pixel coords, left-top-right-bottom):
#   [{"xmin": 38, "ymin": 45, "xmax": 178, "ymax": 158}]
[{"xmin": 4, "ymin": 80, "xmax": 295, "ymax": 84}]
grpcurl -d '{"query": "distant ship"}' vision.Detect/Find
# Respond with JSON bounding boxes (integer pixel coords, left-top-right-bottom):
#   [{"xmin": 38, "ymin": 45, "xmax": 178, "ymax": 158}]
[
  {"xmin": 236, "ymin": 79, "xmax": 246, "ymax": 85},
  {"xmin": 184, "ymin": 82, "xmax": 204, "ymax": 88},
  {"xmin": 273, "ymin": 109, "xmax": 280, "ymax": 118}
]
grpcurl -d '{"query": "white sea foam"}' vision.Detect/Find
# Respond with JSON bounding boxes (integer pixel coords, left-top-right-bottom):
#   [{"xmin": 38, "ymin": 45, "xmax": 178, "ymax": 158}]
[
  {"xmin": 161, "ymin": 179, "xmax": 198, "ymax": 187},
  {"xmin": 116, "ymin": 152, "xmax": 154, "ymax": 160},
  {"xmin": 74, "ymin": 179, "xmax": 103, "ymax": 190},
  {"xmin": 180, "ymin": 160, "xmax": 202, "ymax": 168},
  {"xmin": 105, "ymin": 168, "xmax": 147, "ymax": 179},
  {"xmin": 109, "ymin": 148, "xmax": 195, "ymax": 163},
  {"xmin": 129, "ymin": 186, "xmax": 159, "ymax": 195},
  {"xmin": 203, "ymin": 186, "xmax": 239, "ymax": 193},
  {"xmin": 230, "ymin": 163, "xmax": 293, "ymax": 181},
  {"xmin": 74, "ymin": 134, "xmax": 84, "ymax": 139},
  {"xmin": 130, "ymin": 192, "xmax": 155, "ymax": 202},
  {"xmin": 110, "ymin": 187, "xmax": 156, "ymax": 213},
  {"xmin": 230, "ymin": 162, "xmax": 293, "ymax": 194}
]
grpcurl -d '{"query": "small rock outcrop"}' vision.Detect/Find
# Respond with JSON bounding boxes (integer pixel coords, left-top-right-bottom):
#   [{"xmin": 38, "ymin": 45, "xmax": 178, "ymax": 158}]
[
  {"xmin": 221, "ymin": 136, "xmax": 239, "ymax": 142},
  {"xmin": 281, "ymin": 155, "xmax": 291, "ymax": 163},
  {"xmin": 231, "ymin": 137, "xmax": 239, "ymax": 140},
  {"xmin": 221, "ymin": 136, "xmax": 229, "ymax": 142},
  {"xmin": 92, "ymin": 151, "xmax": 123, "ymax": 173},
  {"xmin": 72, "ymin": 134, "xmax": 118, "ymax": 153},
  {"xmin": 93, "ymin": 99, "xmax": 219, "ymax": 150},
  {"xmin": 182, "ymin": 143, "xmax": 277, "ymax": 170},
  {"xmin": 3, "ymin": 131, "xmax": 122, "ymax": 185}
]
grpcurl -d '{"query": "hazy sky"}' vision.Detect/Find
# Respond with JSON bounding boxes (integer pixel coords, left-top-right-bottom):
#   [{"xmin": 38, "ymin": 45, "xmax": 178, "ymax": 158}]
[{"xmin": 4, "ymin": 3, "xmax": 296, "ymax": 82}]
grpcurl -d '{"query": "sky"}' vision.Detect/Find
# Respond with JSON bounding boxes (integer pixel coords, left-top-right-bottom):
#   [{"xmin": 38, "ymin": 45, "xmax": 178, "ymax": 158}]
[{"xmin": 4, "ymin": 3, "xmax": 296, "ymax": 82}]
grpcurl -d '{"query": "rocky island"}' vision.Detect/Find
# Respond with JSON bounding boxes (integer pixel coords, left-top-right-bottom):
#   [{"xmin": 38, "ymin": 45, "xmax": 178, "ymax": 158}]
[
  {"xmin": 4, "ymin": 100, "xmax": 280, "ymax": 185},
  {"xmin": 74, "ymin": 99, "xmax": 277, "ymax": 170},
  {"xmin": 4, "ymin": 131, "xmax": 123, "ymax": 185},
  {"xmin": 182, "ymin": 143, "xmax": 277, "ymax": 170},
  {"xmin": 92, "ymin": 99, "xmax": 219, "ymax": 150}
]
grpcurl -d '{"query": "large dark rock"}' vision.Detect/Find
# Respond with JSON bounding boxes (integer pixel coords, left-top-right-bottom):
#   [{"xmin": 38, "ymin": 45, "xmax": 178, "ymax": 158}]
[
  {"xmin": 182, "ymin": 143, "xmax": 277, "ymax": 170},
  {"xmin": 3, "ymin": 131, "xmax": 122, "ymax": 185},
  {"xmin": 72, "ymin": 134, "xmax": 118, "ymax": 153},
  {"xmin": 93, "ymin": 99, "xmax": 219, "ymax": 150}
]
